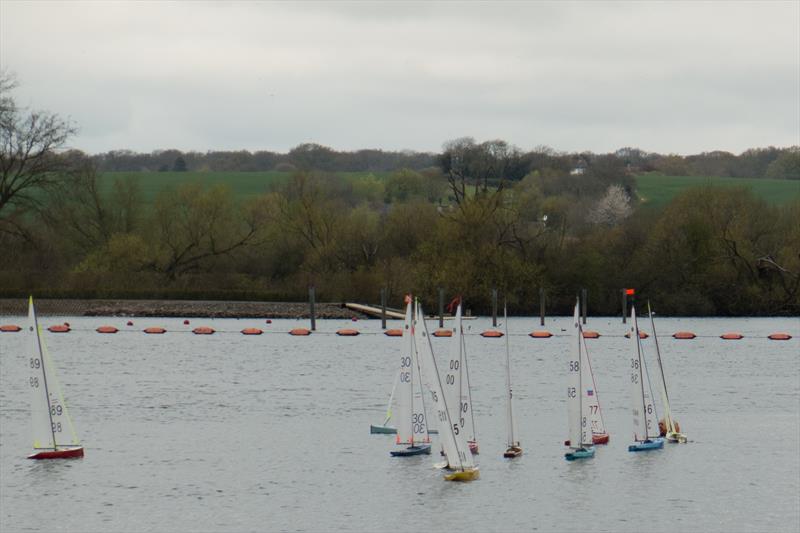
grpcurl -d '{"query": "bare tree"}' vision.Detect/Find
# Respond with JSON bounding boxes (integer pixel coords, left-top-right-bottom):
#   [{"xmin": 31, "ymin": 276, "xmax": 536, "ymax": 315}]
[{"xmin": 0, "ymin": 71, "xmax": 77, "ymax": 237}]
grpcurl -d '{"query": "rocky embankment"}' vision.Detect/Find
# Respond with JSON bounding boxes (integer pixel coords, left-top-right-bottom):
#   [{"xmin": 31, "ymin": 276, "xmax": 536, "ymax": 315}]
[{"xmin": 0, "ymin": 299, "xmax": 365, "ymax": 319}]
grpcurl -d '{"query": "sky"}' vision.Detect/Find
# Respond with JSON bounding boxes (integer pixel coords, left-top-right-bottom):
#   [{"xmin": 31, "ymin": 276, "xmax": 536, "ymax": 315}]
[{"xmin": 1, "ymin": 1, "xmax": 798, "ymax": 156}]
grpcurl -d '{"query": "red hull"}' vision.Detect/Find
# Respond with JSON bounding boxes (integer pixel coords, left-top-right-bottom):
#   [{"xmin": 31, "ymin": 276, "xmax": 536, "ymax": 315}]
[
  {"xmin": 28, "ymin": 447, "xmax": 84, "ymax": 460},
  {"xmin": 564, "ymin": 434, "xmax": 610, "ymax": 446}
]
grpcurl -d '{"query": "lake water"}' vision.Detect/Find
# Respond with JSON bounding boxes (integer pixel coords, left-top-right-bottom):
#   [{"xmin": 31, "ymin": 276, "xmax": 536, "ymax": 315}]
[{"xmin": 1, "ymin": 315, "xmax": 798, "ymax": 532}]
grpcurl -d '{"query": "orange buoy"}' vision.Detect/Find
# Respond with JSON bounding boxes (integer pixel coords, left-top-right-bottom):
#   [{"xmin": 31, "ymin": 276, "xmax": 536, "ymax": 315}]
[
  {"xmin": 720, "ymin": 332, "xmax": 743, "ymax": 340},
  {"xmin": 768, "ymin": 333, "xmax": 792, "ymax": 340},
  {"xmin": 529, "ymin": 330, "xmax": 553, "ymax": 338},
  {"xmin": 384, "ymin": 329, "xmax": 403, "ymax": 337},
  {"xmin": 481, "ymin": 330, "xmax": 504, "ymax": 338},
  {"xmin": 144, "ymin": 327, "xmax": 166, "ymax": 334},
  {"xmin": 673, "ymin": 331, "xmax": 696, "ymax": 339},
  {"xmin": 582, "ymin": 330, "xmax": 600, "ymax": 339},
  {"xmin": 433, "ymin": 329, "xmax": 453, "ymax": 337},
  {"xmin": 337, "ymin": 329, "xmax": 360, "ymax": 336},
  {"xmin": 48, "ymin": 325, "xmax": 70, "ymax": 333},
  {"xmin": 289, "ymin": 328, "xmax": 311, "ymax": 336},
  {"xmin": 624, "ymin": 331, "xmax": 649, "ymax": 339},
  {"xmin": 192, "ymin": 326, "xmax": 214, "ymax": 335},
  {"xmin": 183, "ymin": 319, "xmax": 190, "ymax": 325},
  {"xmin": 241, "ymin": 328, "xmax": 263, "ymax": 335},
  {"xmin": 0, "ymin": 324, "xmax": 22, "ymax": 332},
  {"xmin": 96, "ymin": 326, "xmax": 118, "ymax": 334}
]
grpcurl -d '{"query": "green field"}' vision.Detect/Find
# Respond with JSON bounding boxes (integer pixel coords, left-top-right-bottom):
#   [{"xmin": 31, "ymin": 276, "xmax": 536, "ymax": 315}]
[
  {"xmin": 635, "ymin": 173, "xmax": 800, "ymax": 210},
  {"xmin": 101, "ymin": 171, "xmax": 389, "ymax": 204},
  {"xmin": 101, "ymin": 171, "xmax": 800, "ymax": 210}
]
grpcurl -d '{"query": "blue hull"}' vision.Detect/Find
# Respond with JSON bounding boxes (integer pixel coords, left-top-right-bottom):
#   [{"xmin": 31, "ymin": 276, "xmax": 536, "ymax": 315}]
[
  {"xmin": 565, "ymin": 447, "xmax": 596, "ymax": 461},
  {"xmin": 628, "ymin": 438, "xmax": 664, "ymax": 452},
  {"xmin": 390, "ymin": 444, "xmax": 432, "ymax": 457}
]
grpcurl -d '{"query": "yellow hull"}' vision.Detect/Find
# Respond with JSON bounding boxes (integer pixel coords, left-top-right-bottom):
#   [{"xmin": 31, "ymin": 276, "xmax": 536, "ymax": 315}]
[
  {"xmin": 444, "ymin": 467, "xmax": 480, "ymax": 482},
  {"xmin": 666, "ymin": 431, "xmax": 687, "ymax": 443}
]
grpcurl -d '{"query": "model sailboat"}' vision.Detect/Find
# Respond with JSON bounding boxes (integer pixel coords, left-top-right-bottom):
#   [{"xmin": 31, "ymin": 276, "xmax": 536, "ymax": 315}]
[
  {"xmin": 390, "ymin": 298, "xmax": 432, "ymax": 456},
  {"xmin": 415, "ymin": 301, "xmax": 479, "ymax": 481},
  {"xmin": 502, "ymin": 305, "xmax": 522, "ymax": 458},
  {"xmin": 628, "ymin": 305, "xmax": 664, "ymax": 452},
  {"xmin": 445, "ymin": 301, "xmax": 478, "ymax": 455},
  {"xmin": 565, "ymin": 305, "xmax": 610, "ymax": 447},
  {"xmin": 565, "ymin": 299, "xmax": 595, "ymax": 460},
  {"xmin": 27, "ymin": 297, "xmax": 84, "ymax": 459},
  {"xmin": 648, "ymin": 302, "xmax": 687, "ymax": 443}
]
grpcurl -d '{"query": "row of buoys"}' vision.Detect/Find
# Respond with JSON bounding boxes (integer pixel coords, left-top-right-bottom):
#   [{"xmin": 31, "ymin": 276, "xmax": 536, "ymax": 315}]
[{"xmin": 0, "ymin": 324, "xmax": 794, "ymax": 340}]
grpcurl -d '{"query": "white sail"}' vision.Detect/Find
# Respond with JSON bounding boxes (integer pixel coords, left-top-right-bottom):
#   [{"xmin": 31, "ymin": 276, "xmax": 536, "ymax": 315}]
[
  {"xmin": 444, "ymin": 304, "xmax": 476, "ymax": 445},
  {"xmin": 580, "ymin": 332, "xmax": 606, "ymax": 436},
  {"xmin": 648, "ymin": 304, "xmax": 676, "ymax": 434},
  {"xmin": 28, "ymin": 298, "xmax": 80, "ymax": 450},
  {"xmin": 629, "ymin": 306, "xmax": 657, "ymax": 442},
  {"xmin": 503, "ymin": 306, "xmax": 518, "ymax": 448},
  {"xmin": 415, "ymin": 302, "xmax": 474, "ymax": 470},
  {"xmin": 567, "ymin": 301, "xmax": 582, "ymax": 450},
  {"xmin": 460, "ymin": 330, "xmax": 477, "ymax": 445},
  {"xmin": 395, "ymin": 301, "xmax": 414, "ymax": 444},
  {"xmin": 444, "ymin": 305, "xmax": 464, "ymax": 436},
  {"xmin": 641, "ymin": 349, "xmax": 659, "ymax": 439}
]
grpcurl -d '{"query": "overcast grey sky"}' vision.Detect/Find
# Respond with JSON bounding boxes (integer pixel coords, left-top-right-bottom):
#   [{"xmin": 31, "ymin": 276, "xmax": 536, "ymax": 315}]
[{"xmin": 1, "ymin": 1, "xmax": 798, "ymax": 155}]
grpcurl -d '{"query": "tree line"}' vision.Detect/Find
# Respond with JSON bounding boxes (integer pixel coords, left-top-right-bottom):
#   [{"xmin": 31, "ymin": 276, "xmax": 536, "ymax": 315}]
[
  {"xmin": 2, "ymin": 72, "xmax": 798, "ymax": 315},
  {"xmin": 92, "ymin": 143, "xmax": 799, "ymax": 181}
]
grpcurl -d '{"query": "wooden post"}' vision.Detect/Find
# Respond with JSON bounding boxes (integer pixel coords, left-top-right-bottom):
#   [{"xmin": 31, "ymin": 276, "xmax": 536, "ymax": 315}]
[
  {"xmin": 622, "ymin": 289, "xmax": 627, "ymax": 324},
  {"xmin": 581, "ymin": 288, "xmax": 587, "ymax": 325},
  {"xmin": 492, "ymin": 288, "xmax": 498, "ymax": 327},
  {"xmin": 438, "ymin": 287, "xmax": 444, "ymax": 328},
  {"xmin": 380, "ymin": 287, "xmax": 387, "ymax": 330},
  {"xmin": 539, "ymin": 287, "xmax": 545, "ymax": 326},
  {"xmin": 309, "ymin": 286, "xmax": 316, "ymax": 331}
]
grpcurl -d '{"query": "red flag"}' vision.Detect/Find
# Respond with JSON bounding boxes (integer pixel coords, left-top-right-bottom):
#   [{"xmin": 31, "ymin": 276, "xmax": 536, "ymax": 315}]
[
  {"xmin": 446, "ymin": 295, "xmax": 462, "ymax": 314},
  {"xmin": 625, "ymin": 288, "xmax": 635, "ymax": 296}
]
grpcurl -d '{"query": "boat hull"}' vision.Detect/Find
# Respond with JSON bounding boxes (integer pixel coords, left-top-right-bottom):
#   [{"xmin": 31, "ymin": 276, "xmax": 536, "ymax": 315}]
[
  {"xmin": 628, "ymin": 438, "xmax": 664, "ymax": 452},
  {"xmin": 665, "ymin": 432, "xmax": 687, "ymax": 444},
  {"xmin": 444, "ymin": 467, "xmax": 480, "ymax": 482},
  {"xmin": 28, "ymin": 447, "xmax": 84, "ymax": 460},
  {"xmin": 564, "ymin": 446, "xmax": 596, "ymax": 461},
  {"xmin": 503, "ymin": 446, "xmax": 523, "ymax": 458},
  {"xmin": 370, "ymin": 424, "xmax": 396, "ymax": 434},
  {"xmin": 370, "ymin": 424, "xmax": 437, "ymax": 435},
  {"xmin": 390, "ymin": 444, "xmax": 432, "ymax": 457},
  {"xmin": 565, "ymin": 433, "xmax": 609, "ymax": 446}
]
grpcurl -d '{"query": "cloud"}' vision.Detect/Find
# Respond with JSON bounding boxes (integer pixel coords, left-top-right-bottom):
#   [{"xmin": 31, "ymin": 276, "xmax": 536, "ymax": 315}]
[{"xmin": 2, "ymin": 1, "xmax": 797, "ymax": 154}]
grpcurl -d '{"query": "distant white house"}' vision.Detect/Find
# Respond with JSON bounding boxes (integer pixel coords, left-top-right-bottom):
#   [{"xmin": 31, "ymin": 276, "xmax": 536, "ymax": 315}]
[{"xmin": 570, "ymin": 160, "xmax": 587, "ymax": 175}]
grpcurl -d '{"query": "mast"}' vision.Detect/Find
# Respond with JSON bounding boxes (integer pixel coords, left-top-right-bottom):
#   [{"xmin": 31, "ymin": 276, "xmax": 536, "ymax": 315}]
[
  {"xmin": 31, "ymin": 299, "xmax": 58, "ymax": 450},
  {"xmin": 416, "ymin": 301, "xmax": 465, "ymax": 471},
  {"xmin": 648, "ymin": 301, "xmax": 674, "ymax": 433},
  {"xmin": 504, "ymin": 304, "xmax": 516, "ymax": 447},
  {"xmin": 633, "ymin": 307, "xmax": 648, "ymax": 442}
]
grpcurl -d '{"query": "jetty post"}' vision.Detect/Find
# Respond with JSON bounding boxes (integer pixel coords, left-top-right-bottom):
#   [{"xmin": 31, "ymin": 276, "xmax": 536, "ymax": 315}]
[
  {"xmin": 581, "ymin": 288, "xmax": 588, "ymax": 325},
  {"xmin": 438, "ymin": 287, "xmax": 444, "ymax": 328},
  {"xmin": 309, "ymin": 286, "xmax": 316, "ymax": 331},
  {"xmin": 539, "ymin": 287, "xmax": 546, "ymax": 326},
  {"xmin": 492, "ymin": 288, "xmax": 498, "ymax": 327},
  {"xmin": 622, "ymin": 288, "xmax": 627, "ymax": 324},
  {"xmin": 380, "ymin": 287, "xmax": 387, "ymax": 330}
]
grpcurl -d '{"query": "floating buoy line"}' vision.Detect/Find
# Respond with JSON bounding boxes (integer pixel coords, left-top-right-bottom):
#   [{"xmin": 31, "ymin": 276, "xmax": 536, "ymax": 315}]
[{"xmin": 0, "ymin": 323, "xmax": 793, "ymax": 340}]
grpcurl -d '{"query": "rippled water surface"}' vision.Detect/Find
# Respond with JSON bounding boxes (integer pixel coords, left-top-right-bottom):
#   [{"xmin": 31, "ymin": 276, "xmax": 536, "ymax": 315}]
[{"xmin": 1, "ymin": 315, "xmax": 798, "ymax": 532}]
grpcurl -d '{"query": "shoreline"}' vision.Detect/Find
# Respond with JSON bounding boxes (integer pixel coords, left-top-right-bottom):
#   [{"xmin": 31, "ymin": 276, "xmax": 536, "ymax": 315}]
[{"xmin": 0, "ymin": 299, "xmax": 364, "ymax": 319}]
